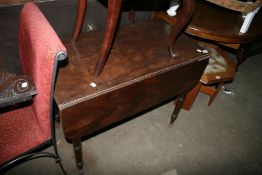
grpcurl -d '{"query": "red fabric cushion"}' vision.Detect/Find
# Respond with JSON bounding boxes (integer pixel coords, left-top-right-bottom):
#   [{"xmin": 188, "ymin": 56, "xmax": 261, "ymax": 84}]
[
  {"xmin": 0, "ymin": 106, "xmax": 48, "ymax": 165},
  {"xmin": 19, "ymin": 3, "xmax": 66, "ymax": 136}
]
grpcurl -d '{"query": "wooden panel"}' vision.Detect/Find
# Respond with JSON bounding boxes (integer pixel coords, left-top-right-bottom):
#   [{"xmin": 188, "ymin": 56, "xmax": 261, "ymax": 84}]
[{"xmin": 61, "ymin": 60, "xmax": 207, "ymax": 139}]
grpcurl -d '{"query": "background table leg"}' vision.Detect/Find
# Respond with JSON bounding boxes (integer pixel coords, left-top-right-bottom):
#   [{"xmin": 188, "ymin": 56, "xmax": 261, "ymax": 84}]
[{"xmin": 169, "ymin": 93, "xmax": 186, "ymax": 128}]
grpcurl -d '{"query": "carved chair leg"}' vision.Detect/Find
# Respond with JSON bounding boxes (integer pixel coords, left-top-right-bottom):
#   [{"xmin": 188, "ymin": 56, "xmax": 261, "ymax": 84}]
[
  {"xmin": 168, "ymin": 0, "xmax": 194, "ymax": 57},
  {"xmin": 169, "ymin": 93, "xmax": 185, "ymax": 128},
  {"xmin": 94, "ymin": 0, "xmax": 122, "ymax": 76},
  {"xmin": 72, "ymin": 138, "xmax": 84, "ymax": 173},
  {"xmin": 72, "ymin": 0, "xmax": 87, "ymax": 42}
]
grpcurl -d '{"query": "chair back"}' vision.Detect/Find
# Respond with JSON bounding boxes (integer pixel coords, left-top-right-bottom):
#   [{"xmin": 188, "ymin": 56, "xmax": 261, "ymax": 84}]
[{"xmin": 19, "ymin": 3, "xmax": 67, "ymax": 137}]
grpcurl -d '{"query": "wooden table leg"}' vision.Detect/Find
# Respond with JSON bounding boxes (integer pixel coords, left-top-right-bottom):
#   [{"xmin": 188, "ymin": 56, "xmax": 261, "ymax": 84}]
[
  {"xmin": 72, "ymin": 138, "xmax": 83, "ymax": 173},
  {"xmin": 182, "ymin": 82, "xmax": 201, "ymax": 110},
  {"xmin": 94, "ymin": 0, "xmax": 122, "ymax": 76},
  {"xmin": 169, "ymin": 93, "xmax": 186, "ymax": 128},
  {"xmin": 72, "ymin": 0, "xmax": 87, "ymax": 42}
]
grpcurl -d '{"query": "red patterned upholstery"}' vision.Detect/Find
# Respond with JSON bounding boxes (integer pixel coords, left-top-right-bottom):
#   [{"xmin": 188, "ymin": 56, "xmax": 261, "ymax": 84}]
[{"xmin": 0, "ymin": 3, "xmax": 66, "ymax": 165}]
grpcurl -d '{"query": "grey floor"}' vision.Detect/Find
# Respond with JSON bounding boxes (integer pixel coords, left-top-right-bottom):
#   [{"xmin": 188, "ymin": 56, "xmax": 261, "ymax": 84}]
[{"xmin": 1, "ymin": 1, "xmax": 262, "ymax": 175}]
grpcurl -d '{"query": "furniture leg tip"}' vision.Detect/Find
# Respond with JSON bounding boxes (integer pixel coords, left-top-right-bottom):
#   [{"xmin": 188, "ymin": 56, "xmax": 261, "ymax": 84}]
[{"xmin": 169, "ymin": 123, "xmax": 174, "ymax": 128}]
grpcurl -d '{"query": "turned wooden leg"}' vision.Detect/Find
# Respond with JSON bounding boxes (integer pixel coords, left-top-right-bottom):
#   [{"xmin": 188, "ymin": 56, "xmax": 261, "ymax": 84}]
[
  {"xmin": 72, "ymin": 138, "xmax": 83, "ymax": 173},
  {"xmin": 169, "ymin": 94, "xmax": 185, "ymax": 128},
  {"xmin": 182, "ymin": 83, "xmax": 201, "ymax": 110},
  {"xmin": 94, "ymin": 0, "xmax": 122, "ymax": 76},
  {"xmin": 72, "ymin": 0, "xmax": 87, "ymax": 42}
]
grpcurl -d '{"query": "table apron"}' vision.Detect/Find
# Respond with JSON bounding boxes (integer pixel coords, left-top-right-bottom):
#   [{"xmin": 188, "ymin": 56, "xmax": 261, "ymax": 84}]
[{"xmin": 61, "ymin": 59, "xmax": 208, "ymax": 139}]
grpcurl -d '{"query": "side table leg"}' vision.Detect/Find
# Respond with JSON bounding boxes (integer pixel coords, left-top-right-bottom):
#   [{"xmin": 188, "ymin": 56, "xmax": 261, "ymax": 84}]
[
  {"xmin": 182, "ymin": 83, "xmax": 201, "ymax": 110},
  {"xmin": 169, "ymin": 93, "xmax": 186, "ymax": 128},
  {"xmin": 72, "ymin": 0, "xmax": 87, "ymax": 42},
  {"xmin": 208, "ymin": 82, "xmax": 224, "ymax": 106},
  {"xmin": 72, "ymin": 138, "xmax": 84, "ymax": 173},
  {"xmin": 94, "ymin": 0, "xmax": 122, "ymax": 76}
]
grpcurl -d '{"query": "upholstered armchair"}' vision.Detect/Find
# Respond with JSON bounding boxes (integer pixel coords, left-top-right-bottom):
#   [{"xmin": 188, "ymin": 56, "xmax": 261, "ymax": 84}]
[{"xmin": 0, "ymin": 3, "xmax": 67, "ymax": 174}]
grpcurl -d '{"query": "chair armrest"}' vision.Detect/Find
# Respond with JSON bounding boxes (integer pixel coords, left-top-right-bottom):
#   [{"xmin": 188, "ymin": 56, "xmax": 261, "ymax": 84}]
[{"xmin": 0, "ymin": 70, "xmax": 37, "ymax": 108}]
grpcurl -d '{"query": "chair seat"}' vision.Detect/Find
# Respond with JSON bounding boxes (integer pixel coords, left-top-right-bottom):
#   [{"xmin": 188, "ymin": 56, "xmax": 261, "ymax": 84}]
[{"xmin": 0, "ymin": 105, "xmax": 49, "ymax": 165}]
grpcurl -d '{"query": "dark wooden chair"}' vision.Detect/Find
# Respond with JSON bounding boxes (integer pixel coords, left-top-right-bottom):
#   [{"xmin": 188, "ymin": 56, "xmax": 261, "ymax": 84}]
[
  {"xmin": 71, "ymin": 0, "xmax": 195, "ymax": 76},
  {"xmin": 0, "ymin": 3, "xmax": 67, "ymax": 174}
]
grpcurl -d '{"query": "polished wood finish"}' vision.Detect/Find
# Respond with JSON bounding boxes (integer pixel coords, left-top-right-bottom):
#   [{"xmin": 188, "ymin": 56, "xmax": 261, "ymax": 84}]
[
  {"xmin": 169, "ymin": 93, "xmax": 186, "ymax": 128},
  {"xmin": 72, "ymin": 0, "xmax": 87, "ymax": 42},
  {"xmin": 156, "ymin": 1, "xmax": 262, "ymax": 44},
  {"xmin": 205, "ymin": 0, "xmax": 262, "ymax": 13},
  {"xmin": 200, "ymin": 81, "xmax": 224, "ymax": 106},
  {"xmin": 186, "ymin": 1, "xmax": 262, "ymax": 44},
  {"xmin": 55, "ymin": 21, "xmax": 209, "ymax": 169},
  {"xmin": 72, "ymin": 0, "xmax": 195, "ymax": 76},
  {"xmin": 168, "ymin": 0, "xmax": 194, "ymax": 58},
  {"xmin": 155, "ymin": 0, "xmax": 262, "ymax": 66},
  {"xmin": 72, "ymin": 139, "xmax": 83, "ymax": 172},
  {"xmin": 71, "ymin": 0, "xmax": 123, "ymax": 76},
  {"xmin": 182, "ymin": 82, "xmax": 201, "ymax": 110},
  {"xmin": 94, "ymin": 0, "xmax": 122, "ymax": 76}
]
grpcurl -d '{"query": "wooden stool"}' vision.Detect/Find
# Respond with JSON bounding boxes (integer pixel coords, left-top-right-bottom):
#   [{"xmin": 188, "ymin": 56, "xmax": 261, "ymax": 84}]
[{"xmin": 182, "ymin": 44, "xmax": 236, "ymax": 110}]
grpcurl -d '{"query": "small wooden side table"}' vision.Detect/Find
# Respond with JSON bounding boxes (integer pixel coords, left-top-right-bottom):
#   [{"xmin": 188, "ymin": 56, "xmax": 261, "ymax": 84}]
[{"xmin": 182, "ymin": 44, "xmax": 236, "ymax": 110}]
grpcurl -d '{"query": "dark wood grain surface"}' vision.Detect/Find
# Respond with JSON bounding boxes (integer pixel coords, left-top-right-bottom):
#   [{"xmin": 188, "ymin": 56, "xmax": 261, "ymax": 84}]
[
  {"xmin": 55, "ymin": 21, "xmax": 209, "ymax": 139},
  {"xmin": 186, "ymin": 0, "xmax": 262, "ymax": 44}
]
